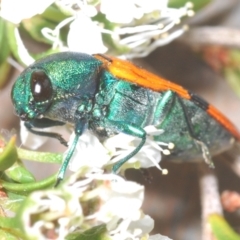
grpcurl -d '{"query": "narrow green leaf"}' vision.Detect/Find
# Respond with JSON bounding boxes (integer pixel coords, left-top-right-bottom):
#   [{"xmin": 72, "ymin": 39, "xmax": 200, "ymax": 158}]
[
  {"xmin": 0, "ymin": 216, "xmax": 28, "ymax": 239},
  {"xmin": 0, "ymin": 136, "xmax": 18, "ymax": 171},
  {"xmin": 7, "ymin": 22, "xmax": 35, "ymax": 66},
  {"xmin": 0, "ymin": 216, "xmax": 19, "ymax": 229},
  {"xmin": 17, "ymin": 148, "xmax": 62, "ymax": 164},
  {"xmin": 208, "ymin": 214, "xmax": 240, "ymax": 240},
  {"xmin": 5, "ymin": 160, "xmax": 35, "ymax": 183},
  {"xmin": 0, "ymin": 18, "xmax": 11, "ymax": 65},
  {"xmin": 224, "ymin": 68, "xmax": 240, "ymax": 98},
  {"xmin": 0, "ymin": 61, "xmax": 11, "ymax": 89},
  {"xmin": 0, "ymin": 174, "xmax": 57, "ymax": 194},
  {"xmin": 41, "ymin": 4, "xmax": 70, "ymax": 23},
  {"xmin": 0, "ymin": 226, "xmax": 28, "ymax": 240},
  {"xmin": 0, "ymin": 191, "xmax": 26, "ymax": 212},
  {"xmin": 168, "ymin": 0, "xmax": 211, "ymax": 11},
  {"xmin": 0, "ymin": 228, "xmax": 26, "ymax": 240},
  {"xmin": 21, "ymin": 15, "xmax": 56, "ymax": 44}
]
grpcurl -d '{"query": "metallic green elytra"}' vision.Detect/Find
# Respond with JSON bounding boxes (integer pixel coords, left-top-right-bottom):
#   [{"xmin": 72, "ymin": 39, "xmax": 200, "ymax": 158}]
[{"xmin": 11, "ymin": 52, "xmax": 240, "ymax": 184}]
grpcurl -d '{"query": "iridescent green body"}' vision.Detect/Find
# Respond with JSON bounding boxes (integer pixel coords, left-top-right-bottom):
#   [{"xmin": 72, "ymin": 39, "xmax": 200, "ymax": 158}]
[{"xmin": 11, "ymin": 52, "xmax": 235, "ymax": 182}]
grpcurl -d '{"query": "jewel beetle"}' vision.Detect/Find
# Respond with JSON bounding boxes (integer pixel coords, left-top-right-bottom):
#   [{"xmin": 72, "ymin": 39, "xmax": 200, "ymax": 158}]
[{"xmin": 11, "ymin": 52, "xmax": 240, "ymax": 184}]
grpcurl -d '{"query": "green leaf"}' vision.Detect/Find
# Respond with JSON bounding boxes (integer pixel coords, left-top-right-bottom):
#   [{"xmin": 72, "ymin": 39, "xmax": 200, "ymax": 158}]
[
  {"xmin": 0, "ymin": 191, "xmax": 26, "ymax": 212},
  {"xmin": 0, "ymin": 17, "xmax": 11, "ymax": 89},
  {"xmin": 0, "ymin": 61, "xmax": 11, "ymax": 89},
  {"xmin": 0, "ymin": 228, "xmax": 26, "ymax": 240},
  {"xmin": 66, "ymin": 224, "xmax": 111, "ymax": 240},
  {"xmin": 168, "ymin": 0, "xmax": 211, "ymax": 11},
  {"xmin": 54, "ymin": 2, "xmax": 76, "ymax": 17},
  {"xmin": 5, "ymin": 160, "xmax": 35, "ymax": 184},
  {"xmin": 7, "ymin": 22, "xmax": 35, "ymax": 66},
  {"xmin": 0, "ymin": 216, "xmax": 28, "ymax": 239},
  {"xmin": 21, "ymin": 15, "xmax": 56, "ymax": 44},
  {"xmin": 0, "ymin": 18, "xmax": 11, "ymax": 65},
  {"xmin": 0, "ymin": 173, "xmax": 57, "ymax": 194},
  {"xmin": 41, "ymin": 4, "xmax": 69, "ymax": 23},
  {"xmin": 0, "ymin": 216, "xmax": 19, "ymax": 228},
  {"xmin": 224, "ymin": 68, "xmax": 240, "ymax": 98},
  {"xmin": 17, "ymin": 148, "xmax": 62, "ymax": 164},
  {"xmin": 0, "ymin": 136, "xmax": 18, "ymax": 171},
  {"xmin": 208, "ymin": 214, "xmax": 240, "ymax": 240}
]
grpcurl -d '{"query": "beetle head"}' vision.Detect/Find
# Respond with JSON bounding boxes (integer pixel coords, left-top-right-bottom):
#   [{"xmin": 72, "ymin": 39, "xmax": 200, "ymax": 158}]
[{"xmin": 11, "ymin": 52, "xmax": 103, "ymax": 121}]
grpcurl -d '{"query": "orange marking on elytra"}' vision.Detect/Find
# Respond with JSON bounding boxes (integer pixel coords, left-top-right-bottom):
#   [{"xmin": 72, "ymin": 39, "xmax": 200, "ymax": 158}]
[
  {"xmin": 207, "ymin": 105, "xmax": 240, "ymax": 141},
  {"xmin": 94, "ymin": 54, "xmax": 191, "ymax": 100},
  {"xmin": 95, "ymin": 54, "xmax": 240, "ymax": 140}
]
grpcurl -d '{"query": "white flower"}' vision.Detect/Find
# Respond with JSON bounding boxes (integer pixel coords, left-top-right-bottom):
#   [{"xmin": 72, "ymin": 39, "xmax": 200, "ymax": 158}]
[
  {"xmin": 20, "ymin": 121, "xmax": 48, "ymax": 149},
  {"xmin": 77, "ymin": 172, "xmax": 154, "ymax": 239},
  {"xmin": 20, "ymin": 189, "xmax": 83, "ymax": 239},
  {"xmin": 41, "ymin": 17, "xmax": 75, "ymax": 51},
  {"xmin": 109, "ymin": 214, "xmax": 154, "ymax": 239},
  {"xmin": 81, "ymin": 172, "xmax": 158, "ymax": 240},
  {"xmin": 104, "ymin": 126, "xmax": 171, "ymax": 173},
  {"xmin": 19, "ymin": 163, "xmax": 170, "ymax": 239},
  {"xmin": 100, "ymin": 0, "xmax": 140, "ymax": 24},
  {"xmin": 20, "ymin": 118, "xmax": 170, "ymax": 174},
  {"xmin": 68, "ymin": 126, "xmax": 171, "ymax": 174},
  {"xmin": 55, "ymin": 0, "xmax": 97, "ymax": 17},
  {"xmin": 100, "ymin": 0, "xmax": 168, "ymax": 24},
  {"xmin": 91, "ymin": 175, "xmax": 144, "ymax": 224},
  {"xmin": 0, "ymin": 0, "xmax": 54, "ymax": 24},
  {"xmin": 67, "ymin": 12, "xmax": 107, "ymax": 54},
  {"xmin": 113, "ymin": 2, "xmax": 194, "ymax": 58},
  {"xmin": 109, "ymin": 214, "xmax": 155, "ymax": 240},
  {"xmin": 68, "ymin": 130, "xmax": 110, "ymax": 171}
]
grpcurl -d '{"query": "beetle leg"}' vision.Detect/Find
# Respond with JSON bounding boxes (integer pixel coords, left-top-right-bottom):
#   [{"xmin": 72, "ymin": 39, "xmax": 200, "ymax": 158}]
[
  {"xmin": 103, "ymin": 119, "xmax": 147, "ymax": 173},
  {"xmin": 56, "ymin": 118, "xmax": 87, "ymax": 186},
  {"xmin": 55, "ymin": 132, "xmax": 80, "ymax": 186},
  {"xmin": 25, "ymin": 118, "xmax": 68, "ymax": 146},
  {"xmin": 177, "ymin": 96, "xmax": 214, "ymax": 167}
]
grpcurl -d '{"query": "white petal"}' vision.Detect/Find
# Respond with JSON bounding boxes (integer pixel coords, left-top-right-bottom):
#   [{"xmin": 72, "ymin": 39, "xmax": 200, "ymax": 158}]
[
  {"xmin": 20, "ymin": 121, "xmax": 49, "ymax": 149},
  {"xmin": 67, "ymin": 13, "xmax": 107, "ymax": 54},
  {"xmin": 68, "ymin": 131, "xmax": 110, "ymax": 172},
  {"xmin": 128, "ymin": 215, "xmax": 154, "ymax": 236},
  {"xmin": 1, "ymin": 0, "xmax": 54, "ymax": 24},
  {"xmin": 100, "ymin": 0, "xmax": 137, "ymax": 24},
  {"xmin": 96, "ymin": 179, "xmax": 144, "ymax": 222},
  {"xmin": 20, "ymin": 121, "xmax": 67, "ymax": 150}
]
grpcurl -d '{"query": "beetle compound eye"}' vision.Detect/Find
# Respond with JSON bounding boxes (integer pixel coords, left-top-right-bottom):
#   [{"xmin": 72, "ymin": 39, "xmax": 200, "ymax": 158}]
[{"xmin": 30, "ymin": 70, "xmax": 53, "ymax": 102}]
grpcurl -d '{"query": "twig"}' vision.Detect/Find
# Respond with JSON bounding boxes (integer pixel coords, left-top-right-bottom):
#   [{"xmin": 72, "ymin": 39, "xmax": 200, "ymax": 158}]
[
  {"xmin": 180, "ymin": 27, "xmax": 240, "ymax": 49},
  {"xmin": 198, "ymin": 162, "xmax": 222, "ymax": 240}
]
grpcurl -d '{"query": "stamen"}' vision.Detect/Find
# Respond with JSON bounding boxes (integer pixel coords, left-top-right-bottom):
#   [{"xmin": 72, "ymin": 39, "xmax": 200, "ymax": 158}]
[
  {"xmin": 147, "ymin": 154, "xmax": 168, "ymax": 175},
  {"xmin": 168, "ymin": 143, "xmax": 175, "ymax": 149},
  {"xmin": 162, "ymin": 169, "xmax": 168, "ymax": 175},
  {"xmin": 162, "ymin": 149, "xmax": 171, "ymax": 155}
]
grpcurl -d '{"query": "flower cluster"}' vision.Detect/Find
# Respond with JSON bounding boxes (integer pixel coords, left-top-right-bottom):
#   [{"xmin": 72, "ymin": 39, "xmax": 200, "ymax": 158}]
[
  {"xmin": 19, "ymin": 123, "xmax": 173, "ymax": 238},
  {"xmin": 18, "ymin": 169, "xmax": 171, "ymax": 239},
  {"xmin": 20, "ymin": 123, "xmax": 171, "ymax": 174},
  {"xmin": 0, "ymin": 0, "xmax": 194, "ymax": 67}
]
